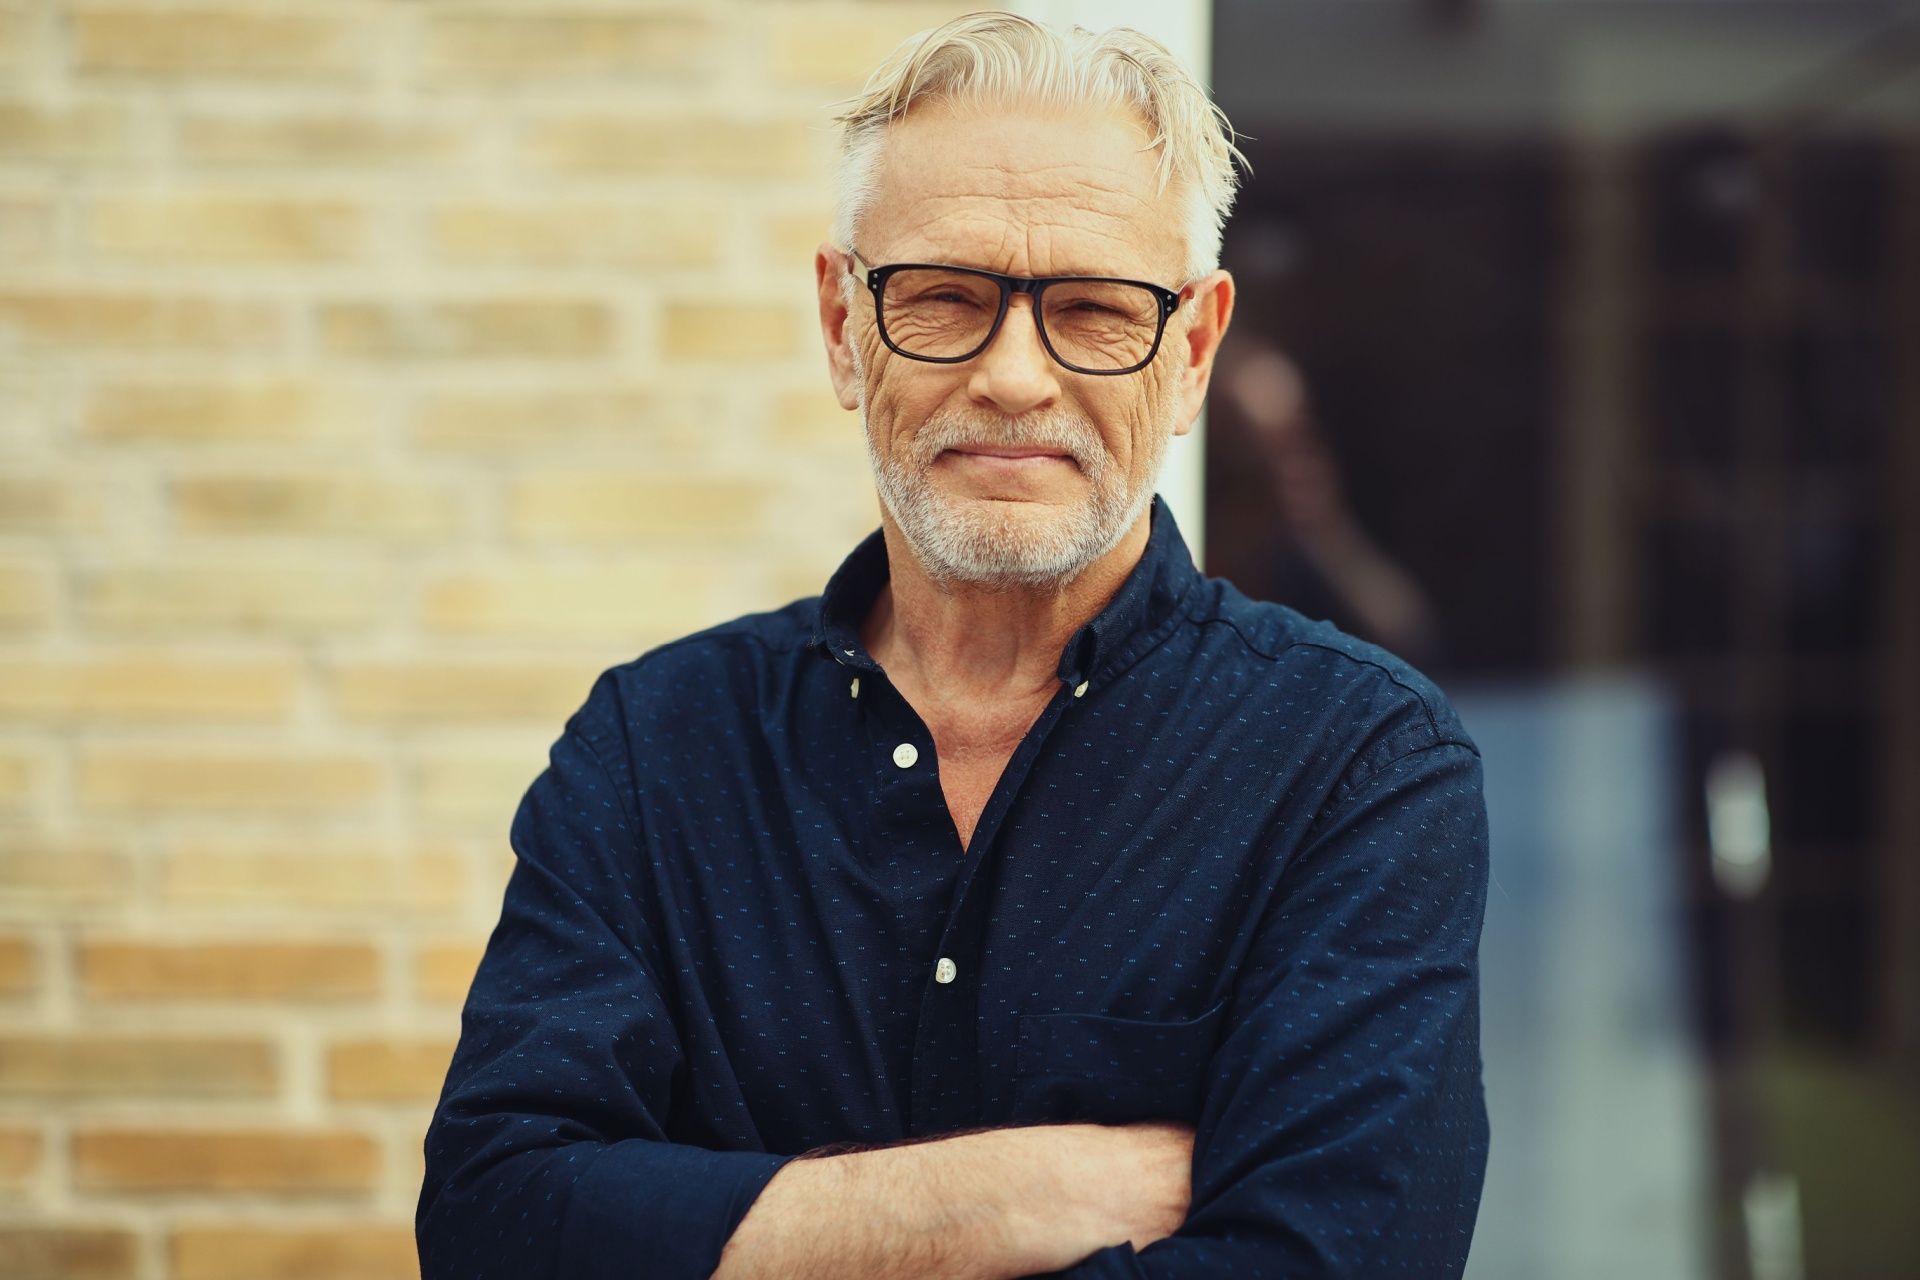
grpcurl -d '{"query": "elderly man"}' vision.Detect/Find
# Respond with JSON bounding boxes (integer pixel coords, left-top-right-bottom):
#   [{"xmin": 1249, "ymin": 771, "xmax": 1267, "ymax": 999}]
[{"xmin": 417, "ymin": 13, "xmax": 1489, "ymax": 1280}]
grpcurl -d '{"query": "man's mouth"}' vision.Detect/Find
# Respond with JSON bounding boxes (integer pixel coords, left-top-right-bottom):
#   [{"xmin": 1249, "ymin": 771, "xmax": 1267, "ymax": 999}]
[{"xmin": 943, "ymin": 444, "xmax": 1075, "ymax": 465}]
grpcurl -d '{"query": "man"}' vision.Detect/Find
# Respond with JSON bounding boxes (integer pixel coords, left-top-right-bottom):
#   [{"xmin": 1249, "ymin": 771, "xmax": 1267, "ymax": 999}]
[{"xmin": 417, "ymin": 13, "xmax": 1489, "ymax": 1280}]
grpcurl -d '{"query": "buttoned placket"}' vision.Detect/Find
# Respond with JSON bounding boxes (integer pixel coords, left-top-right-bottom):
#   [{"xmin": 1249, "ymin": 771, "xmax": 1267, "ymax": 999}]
[
  {"xmin": 828, "ymin": 628, "xmax": 1099, "ymax": 1128},
  {"xmin": 832, "ymin": 639, "xmax": 1100, "ymax": 1136}
]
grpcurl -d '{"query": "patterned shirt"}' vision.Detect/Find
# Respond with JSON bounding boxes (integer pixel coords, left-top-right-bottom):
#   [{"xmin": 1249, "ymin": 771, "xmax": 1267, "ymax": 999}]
[{"xmin": 417, "ymin": 493, "xmax": 1491, "ymax": 1279}]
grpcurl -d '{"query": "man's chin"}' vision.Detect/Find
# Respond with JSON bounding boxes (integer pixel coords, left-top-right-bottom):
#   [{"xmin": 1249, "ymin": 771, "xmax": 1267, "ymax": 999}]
[
  {"xmin": 923, "ymin": 489, "xmax": 1076, "ymax": 529},
  {"xmin": 924, "ymin": 468, "xmax": 1084, "ymax": 513}
]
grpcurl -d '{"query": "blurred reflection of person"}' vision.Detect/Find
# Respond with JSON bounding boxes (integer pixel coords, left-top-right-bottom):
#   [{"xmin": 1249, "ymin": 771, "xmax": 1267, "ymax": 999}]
[{"xmin": 1218, "ymin": 343, "xmax": 1445, "ymax": 670}]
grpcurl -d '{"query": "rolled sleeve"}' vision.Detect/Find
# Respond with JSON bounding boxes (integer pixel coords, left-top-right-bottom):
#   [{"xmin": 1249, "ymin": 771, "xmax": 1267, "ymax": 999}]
[
  {"xmin": 1044, "ymin": 733, "xmax": 1492, "ymax": 1278},
  {"xmin": 559, "ymin": 1139, "xmax": 792, "ymax": 1280},
  {"xmin": 416, "ymin": 672, "xmax": 797, "ymax": 1280}
]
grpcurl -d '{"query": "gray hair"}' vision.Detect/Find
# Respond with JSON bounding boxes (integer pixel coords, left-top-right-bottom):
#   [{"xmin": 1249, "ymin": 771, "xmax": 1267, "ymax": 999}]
[{"xmin": 828, "ymin": 11, "xmax": 1248, "ymax": 282}]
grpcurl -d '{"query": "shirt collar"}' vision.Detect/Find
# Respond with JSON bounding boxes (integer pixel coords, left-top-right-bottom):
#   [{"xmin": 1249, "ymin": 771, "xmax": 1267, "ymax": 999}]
[{"xmin": 808, "ymin": 493, "xmax": 1201, "ymax": 691}]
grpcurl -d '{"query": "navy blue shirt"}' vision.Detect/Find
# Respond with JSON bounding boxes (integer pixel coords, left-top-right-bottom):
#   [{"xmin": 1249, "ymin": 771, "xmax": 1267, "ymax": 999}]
[{"xmin": 417, "ymin": 494, "xmax": 1490, "ymax": 1279}]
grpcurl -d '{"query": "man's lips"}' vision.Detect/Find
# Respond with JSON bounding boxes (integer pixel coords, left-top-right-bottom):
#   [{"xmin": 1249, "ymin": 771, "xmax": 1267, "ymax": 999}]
[{"xmin": 943, "ymin": 444, "xmax": 1074, "ymax": 463}]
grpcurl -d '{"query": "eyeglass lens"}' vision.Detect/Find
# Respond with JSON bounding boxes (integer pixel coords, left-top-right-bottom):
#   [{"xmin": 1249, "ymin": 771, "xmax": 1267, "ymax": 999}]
[{"xmin": 878, "ymin": 268, "xmax": 1162, "ymax": 371}]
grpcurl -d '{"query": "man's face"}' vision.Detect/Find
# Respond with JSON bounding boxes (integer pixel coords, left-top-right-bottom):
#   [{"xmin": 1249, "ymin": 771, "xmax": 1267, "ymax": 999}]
[{"xmin": 817, "ymin": 100, "xmax": 1232, "ymax": 586}]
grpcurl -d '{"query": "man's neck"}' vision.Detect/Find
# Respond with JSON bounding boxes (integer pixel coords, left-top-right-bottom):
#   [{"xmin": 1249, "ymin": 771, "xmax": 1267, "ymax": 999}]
[{"xmin": 860, "ymin": 507, "xmax": 1153, "ymax": 713}]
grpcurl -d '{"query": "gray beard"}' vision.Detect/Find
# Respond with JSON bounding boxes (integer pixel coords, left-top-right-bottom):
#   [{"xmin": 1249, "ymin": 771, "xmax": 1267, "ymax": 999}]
[{"xmin": 852, "ymin": 343, "xmax": 1171, "ymax": 588}]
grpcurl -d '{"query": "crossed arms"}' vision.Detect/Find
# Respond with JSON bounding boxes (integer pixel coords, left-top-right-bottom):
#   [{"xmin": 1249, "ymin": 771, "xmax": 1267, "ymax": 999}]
[{"xmin": 416, "ymin": 693, "xmax": 1490, "ymax": 1280}]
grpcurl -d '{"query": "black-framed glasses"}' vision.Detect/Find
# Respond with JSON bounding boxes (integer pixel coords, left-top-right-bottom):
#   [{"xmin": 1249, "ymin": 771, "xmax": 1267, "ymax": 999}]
[{"xmin": 846, "ymin": 248, "xmax": 1187, "ymax": 376}]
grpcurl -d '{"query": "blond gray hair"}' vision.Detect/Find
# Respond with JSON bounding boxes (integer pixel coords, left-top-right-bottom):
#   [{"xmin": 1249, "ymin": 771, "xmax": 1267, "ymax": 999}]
[{"xmin": 828, "ymin": 12, "xmax": 1248, "ymax": 282}]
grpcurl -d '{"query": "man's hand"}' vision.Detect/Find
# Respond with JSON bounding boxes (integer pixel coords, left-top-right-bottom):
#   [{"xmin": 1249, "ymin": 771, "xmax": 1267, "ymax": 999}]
[
  {"xmin": 714, "ymin": 1120, "xmax": 1196, "ymax": 1280},
  {"xmin": 1029, "ymin": 1121, "xmax": 1196, "ymax": 1262}
]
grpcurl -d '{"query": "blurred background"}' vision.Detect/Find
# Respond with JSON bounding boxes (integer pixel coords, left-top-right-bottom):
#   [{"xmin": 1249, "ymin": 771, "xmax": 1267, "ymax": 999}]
[
  {"xmin": 1208, "ymin": 3, "xmax": 1920, "ymax": 1279},
  {"xmin": 0, "ymin": 1, "xmax": 1913, "ymax": 1278}
]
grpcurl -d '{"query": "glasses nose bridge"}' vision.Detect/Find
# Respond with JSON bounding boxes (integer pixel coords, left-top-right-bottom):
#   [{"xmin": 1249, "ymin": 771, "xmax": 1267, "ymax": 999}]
[
  {"xmin": 999, "ymin": 275, "xmax": 1044, "ymax": 321},
  {"xmin": 986, "ymin": 276, "xmax": 1052, "ymax": 359}
]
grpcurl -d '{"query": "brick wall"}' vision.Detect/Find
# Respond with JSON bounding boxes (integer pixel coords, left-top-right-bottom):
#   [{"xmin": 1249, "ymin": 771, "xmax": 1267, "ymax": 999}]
[{"xmin": 0, "ymin": 3, "xmax": 973, "ymax": 1276}]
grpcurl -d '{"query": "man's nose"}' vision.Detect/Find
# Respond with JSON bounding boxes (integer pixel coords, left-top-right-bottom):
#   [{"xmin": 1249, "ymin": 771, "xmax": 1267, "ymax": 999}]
[{"xmin": 966, "ymin": 296, "xmax": 1060, "ymax": 417}]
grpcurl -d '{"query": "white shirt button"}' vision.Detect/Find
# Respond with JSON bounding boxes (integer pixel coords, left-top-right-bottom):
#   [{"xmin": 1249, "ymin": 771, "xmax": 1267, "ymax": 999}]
[
  {"xmin": 934, "ymin": 957, "xmax": 957, "ymax": 984},
  {"xmin": 1073, "ymin": 681, "xmax": 1089, "ymax": 698},
  {"xmin": 892, "ymin": 742, "xmax": 918, "ymax": 768}
]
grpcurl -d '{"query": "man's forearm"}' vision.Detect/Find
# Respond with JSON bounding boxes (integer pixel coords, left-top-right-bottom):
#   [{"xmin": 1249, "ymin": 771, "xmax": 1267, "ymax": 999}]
[{"xmin": 712, "ymin": 1126, "xmax": 1066, "ymax": 1280}]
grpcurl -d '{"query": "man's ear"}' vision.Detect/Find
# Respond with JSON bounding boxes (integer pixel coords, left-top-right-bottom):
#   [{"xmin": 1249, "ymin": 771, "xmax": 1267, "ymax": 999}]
[
  {"xmin": 815, "ymin": 243, "xmax": 862, "ymax": 411},
  {"xmin": 1172, "ymin": 269, "xmax": 1235, "ymax": 437}
]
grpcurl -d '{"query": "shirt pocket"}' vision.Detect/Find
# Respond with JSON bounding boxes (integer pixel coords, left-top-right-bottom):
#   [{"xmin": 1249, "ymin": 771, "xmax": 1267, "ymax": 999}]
[{"xmin": 1008, "ymin": 995, "xmax": 1231, "ymax": 1126}]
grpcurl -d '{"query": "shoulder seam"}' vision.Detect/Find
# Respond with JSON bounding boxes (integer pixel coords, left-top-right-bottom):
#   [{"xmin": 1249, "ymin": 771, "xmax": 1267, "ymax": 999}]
[
  {"xmin": 1179, "ymin": 605, "xmax": 1443, "ymax": 737},
  {"xmin": 1308, "ymin": 737, "xmax": 1482, "ymax": 843}
]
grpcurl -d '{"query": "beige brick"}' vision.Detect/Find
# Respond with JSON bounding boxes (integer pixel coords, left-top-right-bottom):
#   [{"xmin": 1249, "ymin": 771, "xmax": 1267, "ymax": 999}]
[
  {"xmin": 0, "ymin": 474, "xmax": 100, "ymax": 535},
  {"xmin": 0, "ymin": 1226, "xmax": 136, "ymax": 1280},
  {"xmin": 415, "ymin": 938, "xmax": 484, "ymax": 1004},
  {"xmin": 507, "ymin": 472, "xmax": 771, "ymax": 545},
  {"xmin": 168, "ymin": 471, "xmax": 462, "ymax": 541},
  {"xmin": 0, "ymin": 191, "xmax": 56, "ymax": 259},
  {"xmin": 317, "ymin": 298, "xmax": 613, "ymax": 360},
  {"xmin": 0, "ymin": 747, "xmax": 38, "ymax": 811},
  {"xmin": 0, "ymin": 560, "xmax": 53, "ymax": 637},
  {"xmin": 77, "ymin": 560, "xmax": 386, "ymax": 634},
  {"xmin": 159, "ymin": 845, "xmax": 465, "ymax": 918},
  {"xmin": 177, "ymin": 112, "xmax": 468, "ymax": 168},
  {"xmin": 764, "ymin": 208, "xmax": 834, "ymax": 268},
  {"xmin": 0, "ymin": 367, "xmax": 52, "ymax": 450},
  {"xmin": 0, "ymin": 838, "xmax": 131, "ymax": 911},
  {"xmin": 77, "ymin": 746, "xmax": 384, "ymax": 815},
  {"xmin": 72, "ymin": 1127, "xmax": 380, "ymax": 1194},
  {"xmin": 0, "ymin": 291, "xmax": 282, "ymax": 351},
  {"xmin": 775, "ymin": 386, "xmax": 865, "ymax": 452},
  {"xmin": 326, "ymin": 1037, "xmax": 456, "ymax": 1103},
  {"xmin": 0, "ymin": 936, "xmax": 35, "ymax": 994},
  {"xmin": 766, "ymin": 555, "xmax": 834, "ymax": 608},
  {"xmin": 764, "ymin": 4, "xmax": 974, "ymax": 87},
  {"xmin": 87, "ymin": 193, "xmax": 368, "ymax": 262},
  {"xmin": 419, "ymin": 559, "xmax": 724, "ymax": 640},
  {"xmin": 396, "ymin": 1113, "xmax": 426, "ymax": 1200},
  {"xmin": 422, "ymin": 12, "xmax": 717, "ymax": 82},
  {"xmin": 520, "ymin": 114, "xmax": 814, "ymax": 177},
  {"xmin": 82, "ymin": 379, "xmax": 371, "ymax": 446},
  {"xmin": 409, "ymin": 386, "xmax": 707, "ymax": 457},
  {"xmin": 72, "ymin": 9, "xmax": 374, "ymax": 83},
  {"xmin": 664, "ymin": 301, "xmax": 806, "ymax": 361},
  {"xmin": 480, "ymin": 847, "xmax": 516, "ymax": 903},
  {"xmin": 409, "ymin": 746, "xmax": 546, "ymax": 829},
  {"xmin": 328, "ymin": 659, "xmax": 592, "ymax": 725},
  {"xmin": 0, "ymin": 1126, "xmax": 43, "ymax": 1188},
  {"xmin": 77, "ymin": 939, "xmax": 380, "ymax": 1001},
  {"xmin": 0, "ymin": 1035, "xmax": 276, "ymax": 1099},
  {"xmin": 171, "ymin": 1224, "xmax": 415, "ymax": 1280},
  {"xmin": 0, "ymin": 100, "xmax": 129, "ymax": 162},
  {"xmin": 0, "ymin": 654, "xmax": 297, "ymax": 723},
  {"xmin": 0, "ymin": 10, "xmax": 36, "ymax": 75},
  {"xmin": 427, "ymin": 200, "xmax": 720, "ymax": 269}
]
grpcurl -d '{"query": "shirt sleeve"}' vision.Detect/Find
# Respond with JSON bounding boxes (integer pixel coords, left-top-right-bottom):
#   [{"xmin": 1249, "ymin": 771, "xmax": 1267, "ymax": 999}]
[
  {"xmin": 415, "ymin": 672, "xmax": 798, "ymax": 1280},
  {"xmin": 1041, "ymin": 731, "xmax": 1492, "ymax": 1279}
]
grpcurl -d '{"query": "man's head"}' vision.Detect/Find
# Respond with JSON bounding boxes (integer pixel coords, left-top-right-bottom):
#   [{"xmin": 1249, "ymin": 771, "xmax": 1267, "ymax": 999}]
[{"xmin": 813, "ymin": 13, "xmax": 1245, "ymax": 588}]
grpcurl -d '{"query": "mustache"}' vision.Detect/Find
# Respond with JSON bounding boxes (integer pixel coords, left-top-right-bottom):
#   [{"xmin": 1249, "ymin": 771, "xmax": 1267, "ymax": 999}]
[{"xmin": 909, "ymin": 407, "xmax": 1106, "ymax": 474}]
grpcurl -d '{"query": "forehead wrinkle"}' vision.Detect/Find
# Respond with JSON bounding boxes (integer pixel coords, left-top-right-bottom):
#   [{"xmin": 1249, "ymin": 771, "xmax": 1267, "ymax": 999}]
[
  {"xmin": 865, "ymin": 103, "xmax": 1183, "ymax": 277},
  {"xmin": 904, "ymin": 154, "xmax": 1160, "ymax": 224},
  {"xmin": 881, "ymin": 193, "xmax": 1176, "ymax": 280}
]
